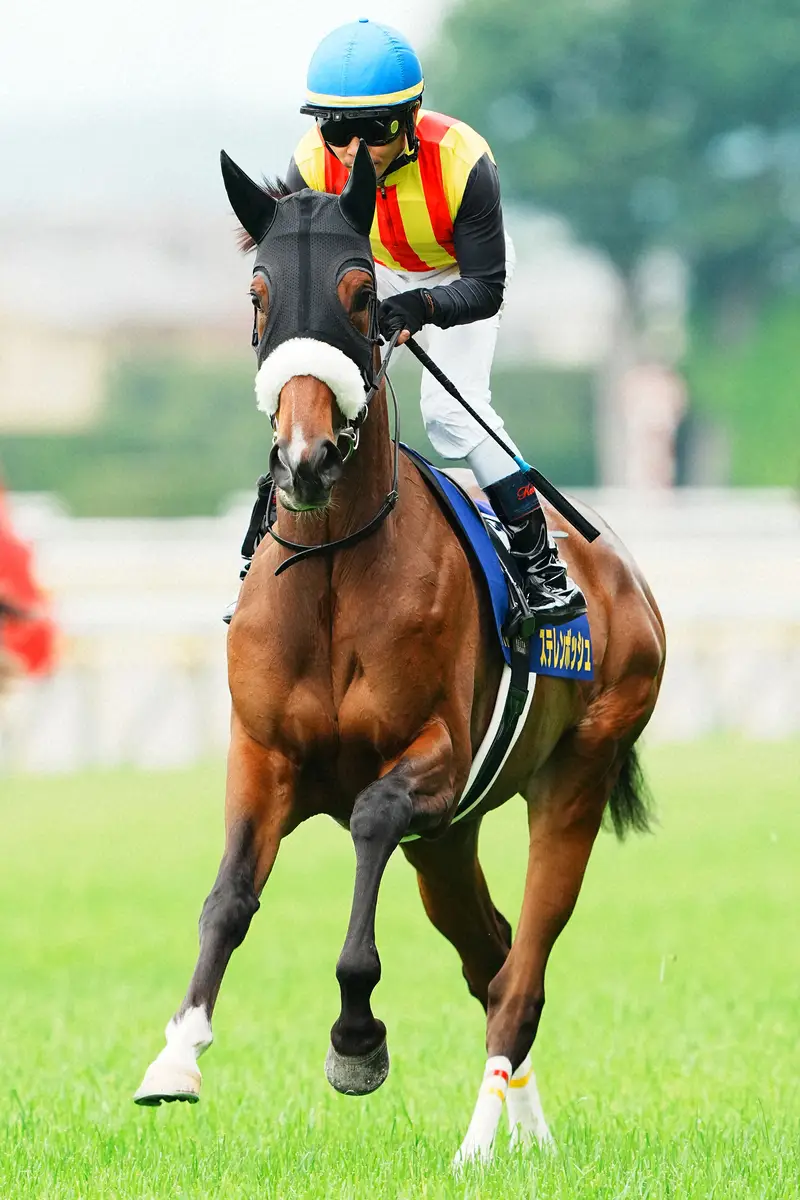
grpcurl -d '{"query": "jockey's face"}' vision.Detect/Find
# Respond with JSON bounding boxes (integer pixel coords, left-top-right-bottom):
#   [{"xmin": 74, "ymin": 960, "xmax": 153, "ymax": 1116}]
[{"xmin": 328, "ymin": 129, "xmax": 407, "ymax": 179}]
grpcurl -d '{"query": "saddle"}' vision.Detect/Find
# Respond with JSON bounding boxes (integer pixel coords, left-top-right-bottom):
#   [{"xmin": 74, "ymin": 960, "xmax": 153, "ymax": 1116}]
[{"xmin": 401, "ymin": 447, "xmax": 593, "ymax": 681}]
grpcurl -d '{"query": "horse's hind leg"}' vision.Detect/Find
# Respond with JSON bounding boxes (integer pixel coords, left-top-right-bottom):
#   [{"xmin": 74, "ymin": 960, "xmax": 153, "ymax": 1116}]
[
  {"xmin": 456, "ymin": 714, "xmax": 644, "ymax": 1164},
  {"xmin": 134, "ymin": 720, "xmax": 295, "ymax": 1106},
  {"xmin": 402, "ymin": 819, "xmax": 511, "ymax": 1010},
  {"xmin": 405, "ymin": 821, "xmax": 553, "ymax": 1160}
]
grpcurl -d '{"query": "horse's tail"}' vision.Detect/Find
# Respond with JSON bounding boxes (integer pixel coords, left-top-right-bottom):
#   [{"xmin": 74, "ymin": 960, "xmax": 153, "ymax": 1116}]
[{"xmin": 605, "ymin": 743, "xmax": 654, "ymax": 839}]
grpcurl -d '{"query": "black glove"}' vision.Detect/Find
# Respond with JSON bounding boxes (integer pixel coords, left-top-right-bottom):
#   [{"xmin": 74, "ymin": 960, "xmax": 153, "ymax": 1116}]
[{"xmin": 378, "ymin": 289, "xmax": 433, "ymax": 339}]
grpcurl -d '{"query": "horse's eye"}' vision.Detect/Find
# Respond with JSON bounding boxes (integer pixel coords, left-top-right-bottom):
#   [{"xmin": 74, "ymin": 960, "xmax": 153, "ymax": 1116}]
[
  {"xmin": 352, "ymin": 287, "xmax": 374, "ymax": 313},
  {"xmin": 250, "ymin": 291, "xmax": 262, "ymax": 311}
]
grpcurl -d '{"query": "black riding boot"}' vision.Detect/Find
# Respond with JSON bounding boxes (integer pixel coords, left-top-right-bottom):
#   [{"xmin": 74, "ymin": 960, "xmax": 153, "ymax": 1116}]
[{"xmin": 484, "ymin": 471, "xmax": 587, "ymax": 635}]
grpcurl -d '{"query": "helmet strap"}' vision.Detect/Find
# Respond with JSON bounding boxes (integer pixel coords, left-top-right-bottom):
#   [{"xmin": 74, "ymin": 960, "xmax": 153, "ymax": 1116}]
[{"xmin": 377, "ymin": 104, "xmax": 420, "ymax": 182}]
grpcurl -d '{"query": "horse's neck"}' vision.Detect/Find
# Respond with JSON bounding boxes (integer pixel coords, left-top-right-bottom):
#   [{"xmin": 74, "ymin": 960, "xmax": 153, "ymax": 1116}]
[{"xmin": 328, "ymin": 383, "xmax": 394, "ymax": 540}]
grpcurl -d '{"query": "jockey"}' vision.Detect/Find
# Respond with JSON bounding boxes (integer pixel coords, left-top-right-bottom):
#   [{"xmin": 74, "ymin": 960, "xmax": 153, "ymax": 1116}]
[{"xmin": 285, "ymin": 20, "xmax": 586, "ymax": 627}]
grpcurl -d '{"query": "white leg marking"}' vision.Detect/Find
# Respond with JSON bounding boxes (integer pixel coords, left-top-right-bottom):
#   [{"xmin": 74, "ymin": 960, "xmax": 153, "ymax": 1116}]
[
  {"xmin": 134, "ymin": 1005, "xmax": 213, "ymax": 1105},
  {"xmin": 454, "ymin": 1055, "xmax": 511, "ymax": 1167},
  {"xmin": 506, "ymin": 1054, "xmax": 555, "ymax": 1149}
]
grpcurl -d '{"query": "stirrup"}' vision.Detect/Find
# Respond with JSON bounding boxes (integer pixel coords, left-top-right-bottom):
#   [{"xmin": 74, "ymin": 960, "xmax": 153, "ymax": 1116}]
[
  {"xmin": 503, "ymin": 604, "xmax": 537, "ymax": 641},
  {"xmin": 222, "ymin": 558, "xmax": 252, "ymax": 626},
  {"xmin": 501, "ymin": 584, "xmax": 538, "ymax": 642}
]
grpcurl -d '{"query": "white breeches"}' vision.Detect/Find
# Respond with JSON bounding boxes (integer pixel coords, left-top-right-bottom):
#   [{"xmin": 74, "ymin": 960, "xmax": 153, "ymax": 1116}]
[{"xmin": 376, "ymin": 236, "xmax": 521, "ymax": 487}]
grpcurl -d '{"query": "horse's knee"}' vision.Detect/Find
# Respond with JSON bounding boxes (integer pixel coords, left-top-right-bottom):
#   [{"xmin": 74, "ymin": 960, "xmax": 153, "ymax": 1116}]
[
  {"xmin": 486, "ymin": 973, "xmax": 545, "ymax": 1069},
  {"xmin": 199, "ymin": 868, "xmax": 259, "ymax": 951},
  {"xmin": 349, "ymin": 780, "xmax": 412, "ymax": 848}
]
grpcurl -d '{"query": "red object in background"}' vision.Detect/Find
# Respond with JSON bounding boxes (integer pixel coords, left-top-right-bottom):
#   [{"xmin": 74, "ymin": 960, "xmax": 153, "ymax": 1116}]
[{"xmin": 0, "ymin": 488, "xmax": 57, "ymax": 676}]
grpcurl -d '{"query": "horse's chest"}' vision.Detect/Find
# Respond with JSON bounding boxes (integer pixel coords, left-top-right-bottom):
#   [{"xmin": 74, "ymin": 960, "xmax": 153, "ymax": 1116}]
[{"xmin": 331, "ymin": 633, "xmax": 442, "ymax": 757}]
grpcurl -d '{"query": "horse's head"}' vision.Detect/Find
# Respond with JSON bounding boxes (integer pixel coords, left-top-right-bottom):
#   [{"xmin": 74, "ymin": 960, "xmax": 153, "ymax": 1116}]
[{"xmin": 221, "ymin": 144, "xmax": 378, "ymax": 512}]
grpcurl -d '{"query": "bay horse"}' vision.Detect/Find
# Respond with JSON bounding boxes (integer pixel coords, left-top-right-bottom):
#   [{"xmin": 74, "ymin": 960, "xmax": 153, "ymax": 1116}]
[{"xmin": 134, "ymin": 143, "xmax": 666, "ymax": 1163}]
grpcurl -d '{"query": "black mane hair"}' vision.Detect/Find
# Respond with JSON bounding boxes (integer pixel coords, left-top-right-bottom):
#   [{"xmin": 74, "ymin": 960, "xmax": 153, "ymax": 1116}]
[{"xmin": 237, "ymin": 178, "xmax": 292, "ymax": 251}]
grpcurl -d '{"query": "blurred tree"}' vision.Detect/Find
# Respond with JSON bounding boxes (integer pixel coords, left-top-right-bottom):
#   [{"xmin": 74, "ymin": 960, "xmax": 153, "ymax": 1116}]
[{"xmin": 432, "ymin": 0, "xmax": 800, "ymax": 314}]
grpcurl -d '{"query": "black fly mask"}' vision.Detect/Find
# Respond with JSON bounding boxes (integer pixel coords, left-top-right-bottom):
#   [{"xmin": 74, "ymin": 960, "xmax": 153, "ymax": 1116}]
[
  {"xmin": 251, "ymin": 189, "xmax": 377, "ymax": 376},
  {"xmin": 220, "ymin": 141, "xmax": 403, "ymax": 575},
  {"xmin": 221, "ymin": 143, "xmax": 380, "ymax": 402}
]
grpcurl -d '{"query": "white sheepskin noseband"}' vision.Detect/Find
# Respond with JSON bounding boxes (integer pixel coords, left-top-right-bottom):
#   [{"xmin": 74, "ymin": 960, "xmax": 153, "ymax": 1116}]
[{"xmin": 255, "ymin": 337, "xmax": 367, "ymax": 421}]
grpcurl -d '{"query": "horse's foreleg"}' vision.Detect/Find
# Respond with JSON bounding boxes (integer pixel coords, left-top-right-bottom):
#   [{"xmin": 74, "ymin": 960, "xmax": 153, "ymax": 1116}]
[
  {"xmin": 134, "ymin": 722, "xmax": 295, "ymax": 1106},
  {"xmin": 325, "ymin": 720, "xmax": 454, "ymax": 1096}
]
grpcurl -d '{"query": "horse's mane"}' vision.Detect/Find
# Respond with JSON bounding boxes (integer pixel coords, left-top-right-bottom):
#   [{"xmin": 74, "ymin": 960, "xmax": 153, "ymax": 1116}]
[{"xmin": 237, "ymin": 178, "xmax": 292, "ymax": 252}]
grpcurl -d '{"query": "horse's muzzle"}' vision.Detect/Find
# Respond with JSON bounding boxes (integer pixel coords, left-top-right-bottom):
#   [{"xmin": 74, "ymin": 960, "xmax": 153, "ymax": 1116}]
[{"xmin": 269, "ymin": 436, "xmax": 344, "ymax": 510}]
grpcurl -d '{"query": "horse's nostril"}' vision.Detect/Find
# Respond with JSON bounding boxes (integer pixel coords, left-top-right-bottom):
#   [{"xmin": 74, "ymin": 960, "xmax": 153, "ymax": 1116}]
[
  {"xmin": 269, "ymin": 443, "xmax": 292, "ymax": 490},
  {"xmin": 316, "ymin": 439, "xmax": 344, "ymax": 486}
]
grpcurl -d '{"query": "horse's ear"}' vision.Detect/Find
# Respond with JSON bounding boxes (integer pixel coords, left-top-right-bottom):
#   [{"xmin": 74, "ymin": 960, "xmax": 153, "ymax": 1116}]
[
  {"xmin": 220, "ymin": 150, "xmax": 278, "ymax": 244},
  {"xmin": 338, "ymin": 141, "xmax": 376, "ymax": 236}
]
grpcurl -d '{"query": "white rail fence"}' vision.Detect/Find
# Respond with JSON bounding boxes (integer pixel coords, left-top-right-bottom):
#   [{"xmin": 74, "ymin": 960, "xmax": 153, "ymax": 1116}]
[{"xmin": 2, "ymin": 488, "xmax": 798, "ymax": 773}]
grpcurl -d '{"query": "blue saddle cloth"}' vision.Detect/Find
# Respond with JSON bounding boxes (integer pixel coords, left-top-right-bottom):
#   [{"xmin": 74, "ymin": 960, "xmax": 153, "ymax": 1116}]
[{"xmin": 402, "ymin": 445, "xmax": 593, "ymax": 680}]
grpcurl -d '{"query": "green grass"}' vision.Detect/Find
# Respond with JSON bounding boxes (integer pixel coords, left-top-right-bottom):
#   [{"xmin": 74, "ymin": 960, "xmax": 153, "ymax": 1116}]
[{"xmin": 2, "ymin": 740, "xmax": 798, "ymax": 1197}]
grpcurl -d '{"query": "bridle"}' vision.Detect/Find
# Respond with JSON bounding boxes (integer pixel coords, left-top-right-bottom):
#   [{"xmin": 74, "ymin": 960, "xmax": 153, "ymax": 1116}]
[
  {"xmin": 241, "ymin": 283, "xmax": 602, "ymax": 578},
  {"xmin": 248, "ymin": 325, "xmax": 404, "ymax": 577}
]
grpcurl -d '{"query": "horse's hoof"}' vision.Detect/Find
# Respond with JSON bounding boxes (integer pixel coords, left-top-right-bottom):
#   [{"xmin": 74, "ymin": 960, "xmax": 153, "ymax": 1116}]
[
  {"xmin": 324, "ymin": 1039, "xmax": 390, "ymax": 1095},
  {"xmin": 133, "ymin": 1061, "xmax": 201, "ymax": 1106}
]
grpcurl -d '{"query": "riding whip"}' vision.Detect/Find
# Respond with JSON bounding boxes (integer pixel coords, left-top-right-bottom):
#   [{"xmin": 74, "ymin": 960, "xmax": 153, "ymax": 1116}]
[{"xmin": 404, "ymin": 338, "xmax": 601, "ymax": 544}]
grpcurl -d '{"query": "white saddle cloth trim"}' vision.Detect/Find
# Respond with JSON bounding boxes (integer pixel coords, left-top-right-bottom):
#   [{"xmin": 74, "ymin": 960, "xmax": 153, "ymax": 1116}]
[{"xmin": 255, "ymin": 337, "xmax": 366, "ymax": 420}]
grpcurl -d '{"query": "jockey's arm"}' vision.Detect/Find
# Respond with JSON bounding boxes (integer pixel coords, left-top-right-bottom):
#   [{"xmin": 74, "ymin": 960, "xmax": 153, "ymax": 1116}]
[
  {"xmin": 283, "ymin": 151, "xmax": 507, "ymax": 332},
  {"xmin": 424, "ymin": 154, "xmax": 506, "ymax": 329}
]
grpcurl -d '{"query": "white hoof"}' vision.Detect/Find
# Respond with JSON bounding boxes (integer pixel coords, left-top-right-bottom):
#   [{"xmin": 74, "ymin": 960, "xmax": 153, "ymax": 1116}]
[
  {"xmin": 453, "ymin": 1055, "xmax": 511, "ymax": 1168},
  {"xmin": 134, "ymin": 1005, "xmax": 212, "ymax": 1107},
  {"xmin": 509, "ymin": 1119, "xmax": 556, "ymax": 1152},
  {"xmin": 507, "ymin": 1054, "xmax": 555, "ymax": 1150},
  {"xmin": 134, "ymin": 1058, "xmax": 201, "ymax": 1106},
  {"xmin": 453, "ymin": 1136, "xmax": 496, "ymax": 1170}
]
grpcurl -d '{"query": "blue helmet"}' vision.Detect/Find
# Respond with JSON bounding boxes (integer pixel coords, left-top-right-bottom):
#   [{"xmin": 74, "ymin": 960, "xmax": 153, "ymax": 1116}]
[{"xmin": 302, "ymin": 19, "xmax": 424, "ymax": 115}]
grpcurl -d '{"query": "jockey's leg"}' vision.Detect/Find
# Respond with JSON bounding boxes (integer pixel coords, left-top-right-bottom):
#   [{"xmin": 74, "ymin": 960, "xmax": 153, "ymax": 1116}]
[
  {"xmin": 483, "ymin": 471, "xmax": 587, "ymax": 631},
  {"xmin": 396, "ymin": 248, "xmax": 585, "ymax": 631}
]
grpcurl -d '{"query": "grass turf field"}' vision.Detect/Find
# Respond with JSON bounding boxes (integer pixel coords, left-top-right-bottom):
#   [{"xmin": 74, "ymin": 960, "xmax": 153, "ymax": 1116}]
[{"xmin": 2, "ymin": 739, "xmax": 798, "ymax": 1198}]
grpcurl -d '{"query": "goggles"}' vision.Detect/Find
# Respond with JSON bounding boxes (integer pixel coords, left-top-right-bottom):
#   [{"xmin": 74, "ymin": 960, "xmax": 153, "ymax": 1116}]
[{"xmin": 317, "ymin": 112, "xmax": 405, "ymax": 148}]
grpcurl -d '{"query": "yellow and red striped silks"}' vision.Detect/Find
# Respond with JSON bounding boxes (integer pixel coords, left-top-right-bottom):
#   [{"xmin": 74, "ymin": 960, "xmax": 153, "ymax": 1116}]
[{"xmin": 293, "ymin": 110, "xmax": 494, "ymax": 273}]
